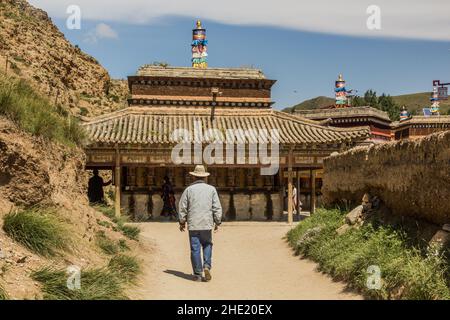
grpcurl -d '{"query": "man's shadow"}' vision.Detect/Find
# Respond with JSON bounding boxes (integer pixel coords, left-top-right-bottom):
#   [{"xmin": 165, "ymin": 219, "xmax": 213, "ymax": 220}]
[{"xmin": 164, "ymin": 269, "xmax": 194, "ymax": 281}]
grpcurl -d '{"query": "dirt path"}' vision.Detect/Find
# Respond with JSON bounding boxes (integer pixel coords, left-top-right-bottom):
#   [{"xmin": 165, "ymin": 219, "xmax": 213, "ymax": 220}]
[{"xmin": 130, "ymin": 222, "xmax": 362, "ymax": 300}]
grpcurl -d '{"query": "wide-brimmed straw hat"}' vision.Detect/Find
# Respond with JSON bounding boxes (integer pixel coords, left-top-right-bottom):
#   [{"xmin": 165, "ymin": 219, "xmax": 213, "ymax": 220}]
[{"xmin": 189, "ymin": 165, "xmax": 210, "ymax": 178}]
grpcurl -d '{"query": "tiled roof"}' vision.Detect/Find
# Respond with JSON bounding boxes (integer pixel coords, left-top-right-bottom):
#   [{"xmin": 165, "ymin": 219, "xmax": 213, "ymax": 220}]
[
  {"xmin": 82, "ymin": 107, "xmax": 370, "ymax": 145},
  {"xmin": 392, "ymin": 115, "xmax": 450, "ymax": 128},
  {"xmin": 136, "ymin": 66, "xmax": 267, "ymax": 80},
  {"xmin": 296, "ymin": 106, "xmax": 391, "ymax": 122}
]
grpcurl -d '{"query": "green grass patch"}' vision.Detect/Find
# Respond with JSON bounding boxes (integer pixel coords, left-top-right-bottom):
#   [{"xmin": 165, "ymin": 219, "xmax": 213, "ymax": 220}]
[
  {"xmin": 2, "ymin": 208, "xmax": 70, "ymax": 257},
  {"xmin": 97, "ymin": 219, "xmax": 113, "ymax": 229},
  {"xmin": 108, "ymin": 254, "xmax": 140, "ymax": 283},
  {"xmin": 118, "ymin": 239, "xmax": 130, "ymax": 252},
  {"xmin": 95, "ymin": 231, "xmax": 119, "ymax": 255},
  {"xmin": 287, "ymin": 208, "xmax": 450, "ymax": 300},
  {"xmin": 120, "ymin": 225, "xmax": 140, "ymax": 241},
  {"xmin": 31, "ymin": 266, "xmax": 127, "ymax": 300},
  {"xmin": 0, "ymin": 73, "xmax": 86, "ymax": 146},
  {"xmin": 94, "ymin": 205, "xmax": 140, "ymax": 241}
]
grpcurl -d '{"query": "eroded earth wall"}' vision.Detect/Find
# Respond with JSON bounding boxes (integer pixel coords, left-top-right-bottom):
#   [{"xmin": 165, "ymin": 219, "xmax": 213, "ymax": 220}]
[{"xmin": 322, "ymin": 131, "xmax": 450, "ymax": 225}]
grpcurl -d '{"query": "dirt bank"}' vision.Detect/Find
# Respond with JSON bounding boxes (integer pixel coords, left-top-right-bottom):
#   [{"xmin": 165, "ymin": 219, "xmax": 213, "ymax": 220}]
[{"xmin": 0, "ymin": 118, "xmax": 135, "ymax": 299}]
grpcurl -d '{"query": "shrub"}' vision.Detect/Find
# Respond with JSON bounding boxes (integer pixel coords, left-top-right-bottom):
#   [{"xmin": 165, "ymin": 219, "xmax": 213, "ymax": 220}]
[
  {"xmin": 108, "ymin": 254, "xmax": 140, "ymax": 283},
  {"xmin": 3, "ymin": 208, "xmax": 70, "ymax": 257},
  {"xmin": 95, "ymin": 231, "xmax": 119, "ymax": 255},
  {"xmin": 287, "ymin": 208, "xmax": 450, "ymax": 300},
  {"xmin": 31, "ymin": 266, "xmax": 127, "ymax": 300}
]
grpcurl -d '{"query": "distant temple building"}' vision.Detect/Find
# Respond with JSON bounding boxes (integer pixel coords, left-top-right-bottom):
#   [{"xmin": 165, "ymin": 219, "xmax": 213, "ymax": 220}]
[
  {"xmin": 82, "ymin": 22, "xmax": 368, "ymax": 222},
  {"xmin": 296, "ymin": 106, "xmax": 393, "ymax": 142},
  {"xmin": 297, "ymin": 74, "xmax": 393, "ymax": 142},
  {"xmin": 392, "ymin": 116, "xmax": 450, "ymax": 140},
  {"xmin": 296, "ymin": 74, "xmax": 450, "ymax": 142}
]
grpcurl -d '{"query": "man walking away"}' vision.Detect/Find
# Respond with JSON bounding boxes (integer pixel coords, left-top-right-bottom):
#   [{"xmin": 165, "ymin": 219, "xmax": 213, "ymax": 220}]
[{"xmin": 178, "ymin": 165, "xmax": 222, "ymax": 282}]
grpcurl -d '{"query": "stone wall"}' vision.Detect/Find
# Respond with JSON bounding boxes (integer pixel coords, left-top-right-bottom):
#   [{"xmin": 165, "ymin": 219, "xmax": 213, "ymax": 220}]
[{"xmin": 322, "ymin": 131, "xmax": 450, "ymax": 225}]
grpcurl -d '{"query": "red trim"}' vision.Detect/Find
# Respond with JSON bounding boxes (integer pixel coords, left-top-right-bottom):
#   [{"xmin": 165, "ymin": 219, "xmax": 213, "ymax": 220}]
[{"xmin": 371, "ymin": 130, "xmax": 391, "ymax": 137}]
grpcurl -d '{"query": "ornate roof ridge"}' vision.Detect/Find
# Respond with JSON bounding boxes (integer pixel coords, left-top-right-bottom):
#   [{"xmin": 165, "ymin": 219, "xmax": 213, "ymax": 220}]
[
  {"xmin": 273, "ymin": 110, "xmax": 370, "ymax": 133},
  {"xmin": 296, "ymin": 106, "xmax": 391, "ymax": 122}
]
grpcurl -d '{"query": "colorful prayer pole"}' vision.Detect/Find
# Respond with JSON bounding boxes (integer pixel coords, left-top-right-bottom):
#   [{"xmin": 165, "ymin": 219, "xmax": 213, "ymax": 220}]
[
  {"xmin": 399, "ymin": 106, "xmax": 410, "ymax": 121},
  {"xmin": 192, "ymin": 20, "xmax": 208, "ymax": 69},
  {"xmin": 430, "ymin": 86, "xmax": 440, "ymax": 116},
  {"xmin": 335, "ymin": 74, "xmax": 350, "ymax": 107}
]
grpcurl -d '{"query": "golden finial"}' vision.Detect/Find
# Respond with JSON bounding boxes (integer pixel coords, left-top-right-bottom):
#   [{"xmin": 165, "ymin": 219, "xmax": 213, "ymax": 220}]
[
  {"xmin": 338, "ymin": 74, "xmax": 344, "ymax": 81},
  {"xmin": 196, "ymin": 20, "xmax": 202, "ymax": 29}
]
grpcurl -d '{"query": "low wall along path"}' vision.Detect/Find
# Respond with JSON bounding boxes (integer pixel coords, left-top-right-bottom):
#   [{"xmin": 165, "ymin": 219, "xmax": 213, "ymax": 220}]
[{"xmin": 322, "ymin": 131, "xmax": 450, "ymax": 225}]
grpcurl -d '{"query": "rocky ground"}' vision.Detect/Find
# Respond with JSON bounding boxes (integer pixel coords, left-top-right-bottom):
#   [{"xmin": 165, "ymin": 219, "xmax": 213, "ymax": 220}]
[{"xmin": 0, "ymin": 0, "xmax": 129, "ymax": 117}]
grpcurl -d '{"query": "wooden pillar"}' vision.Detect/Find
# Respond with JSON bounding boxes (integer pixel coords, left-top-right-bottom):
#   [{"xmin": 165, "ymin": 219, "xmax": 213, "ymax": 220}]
[
  {"xmin": 296, "ymin": 170, "xmax": 301, "ymax": 214},
  {"xmin": 115, "ymin": 147, "xmax": 121, "ymax": 217},
  {"xmin": 278, "ymin": 167, "xmax": 284, "ymax": 221},
  {"xmin": 287, "ymin": 149, "xmax": 293, "ymax": 224},
  {"xmin": 310, "ymin": 169, "xmax": 316, "ymax": 214}
]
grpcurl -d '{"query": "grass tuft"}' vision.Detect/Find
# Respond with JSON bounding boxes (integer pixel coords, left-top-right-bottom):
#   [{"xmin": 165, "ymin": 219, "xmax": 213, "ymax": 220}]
[
  {"xmin": 95, "ymin": 231, "xmax": 119, "ymax": 255},
  {"xmin": 108, "ymin": 254, "xmax": 140, "ymax": 283},
  {"xmin": 2, "ymin": 208, "xmax": 70, "ymax": 257},
  {"xmin": 118, "ymin": 239, "xmax": 130, "ymax": 252},
  {"xmin": 120, "ymin": 225, "xmax": 140, "ymax": 241},
  {"xmin": 287, "ymin": 208, "xmax": 450, "ymax": 300},
  {"xmin": 94, "ymin": 205, "xmax": 140, "ymax": 241},
  {"xmin": 0, "ymin": 73, "xmax": 85, "ymax": 146},
  {"xmin": 31, "ymin": 266, "xmax": 127, "ymax": 300}
]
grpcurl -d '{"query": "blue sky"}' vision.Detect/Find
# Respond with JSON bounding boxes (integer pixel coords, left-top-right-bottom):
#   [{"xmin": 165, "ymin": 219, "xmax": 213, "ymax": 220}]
[{"xmin": 34, "ymin": 0, "xmax": 450, "ymax": 110}]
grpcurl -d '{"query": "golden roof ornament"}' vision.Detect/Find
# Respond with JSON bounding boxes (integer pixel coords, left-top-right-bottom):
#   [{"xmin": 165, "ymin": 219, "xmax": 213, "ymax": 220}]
[
  {"xmin": 196, "ymin": 20, "xmax": 202, "ymax": 29},
  {"xmin": 338, "ymin": 74, "xmax": 344, "ymax": 82}
]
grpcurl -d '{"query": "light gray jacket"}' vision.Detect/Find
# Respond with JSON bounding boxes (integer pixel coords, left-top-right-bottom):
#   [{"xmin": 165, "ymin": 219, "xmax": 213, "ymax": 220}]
[{"xmin": 178, "ymin": 180, "xmax": 223, "ymax": 231}]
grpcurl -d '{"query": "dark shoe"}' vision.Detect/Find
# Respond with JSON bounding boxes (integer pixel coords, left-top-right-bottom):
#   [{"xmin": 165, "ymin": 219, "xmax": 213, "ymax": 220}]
[
  {"xmin": 204, "ymin": 268, "xmax": 212, "ymax": 282},
  {"xmin": 193, "ymin": 274, "xmax": 202, "ymax": 282}
]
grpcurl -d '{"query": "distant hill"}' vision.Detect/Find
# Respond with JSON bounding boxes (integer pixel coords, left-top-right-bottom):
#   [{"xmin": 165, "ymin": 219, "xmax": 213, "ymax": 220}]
[
  {"xmin": 393, "ymin": 92, "xmax": 450, "ymax": 115},
  {"xmin": 0, "ymin": 0, "xmax": 128, "ymax": 117},
  {"xmin": 285, "ymin": 92, "xmax": 450, "ymax": 115},
  {"xmin": 283, "ymin": 96, "xmax": 334, "ymax": 113}
]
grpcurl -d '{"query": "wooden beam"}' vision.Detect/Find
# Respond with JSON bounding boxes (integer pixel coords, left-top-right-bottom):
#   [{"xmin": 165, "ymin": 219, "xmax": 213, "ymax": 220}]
[
  {"xmin": 310, "ymin": 169, "xmax": 316, "ymax": 214},
  {"xmin": 287, "ymin": 149, "xmax": 293, "ymax": 224},
  {"xmin": 115, "ymin": 147, "xmax": 121, "ymax": 217}
]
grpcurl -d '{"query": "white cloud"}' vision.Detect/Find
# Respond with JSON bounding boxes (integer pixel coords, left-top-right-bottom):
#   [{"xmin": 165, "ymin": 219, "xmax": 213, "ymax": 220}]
[
  {"xmin": 29, "ymin": 0, "xmax": 450, "ymax": 41},
  {"xmin": 84, "ymin": 23, "xmax": 119, "ymax": 44}
]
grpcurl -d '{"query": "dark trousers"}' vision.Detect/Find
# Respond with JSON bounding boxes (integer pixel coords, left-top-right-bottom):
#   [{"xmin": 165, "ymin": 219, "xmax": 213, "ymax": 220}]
[{"xmin": 189, "ymin": 230, "xmax": 213, "ymax": 276}]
